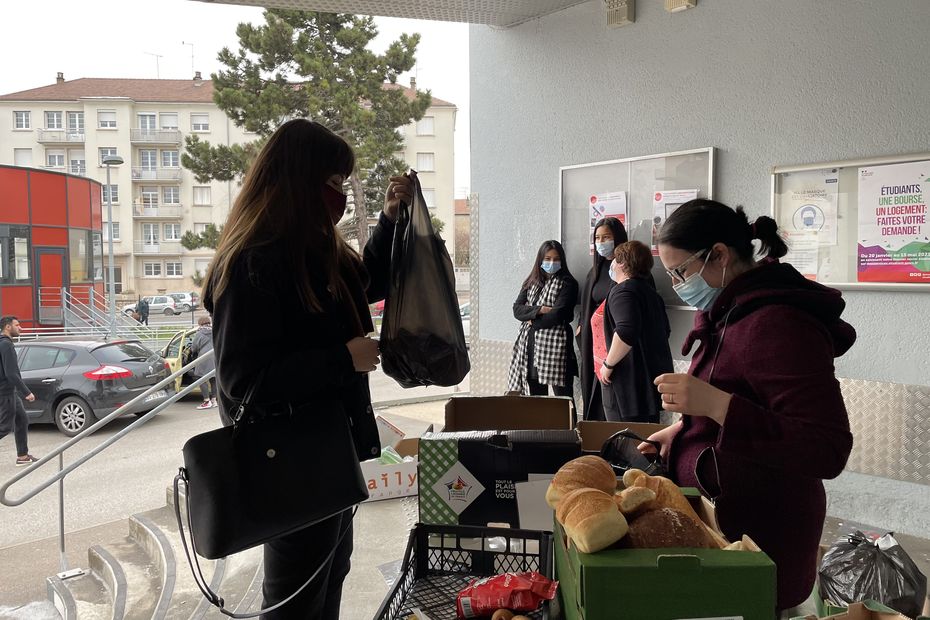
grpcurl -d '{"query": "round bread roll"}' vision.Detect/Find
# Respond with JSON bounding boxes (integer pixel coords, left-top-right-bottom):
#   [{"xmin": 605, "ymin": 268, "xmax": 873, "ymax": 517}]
[
  {"xmin": 546, "ymin": 456, "xmax": 617, "ymax": 508},
  {"xmin": 613, "ymin": 486, "xmax": 657, "ymax": 515},
  {"xmin": 626, "ymin": 507, "xmax": 715, "ymax": 549},
  {"xmin": 622, "ymin": 468, "xmax": 647, "ymax": 488}
]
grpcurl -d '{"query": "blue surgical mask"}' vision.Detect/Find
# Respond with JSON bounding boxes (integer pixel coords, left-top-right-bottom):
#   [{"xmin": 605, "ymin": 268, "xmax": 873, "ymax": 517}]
[
  {"xmin": 608, "ymin": 262, "xmax": 617, "ymax": 282},
  {"xmin": 673, "ymin": 261, "xmax": 726, "ymax": 311},
  {"xmin": 541, "ymin": 260, "xmax": 561, "ymax": 274},
  {"xmin": 596, "ymin": 240, "xmax": 615, "ymax": 258}
]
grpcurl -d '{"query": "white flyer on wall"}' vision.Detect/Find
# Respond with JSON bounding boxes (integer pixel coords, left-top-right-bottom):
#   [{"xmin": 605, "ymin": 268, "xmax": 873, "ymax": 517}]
[
  {"xmin": 780, "ymin": 169, "xmax": 839, "ymax": 246},
  {"xmin": 652, "ymin": 189, "xmax": 698, "ymax": 250},
  {"xmin": 589, "ymin": 191, "xmax": 628, "ymax": 252},
  {"xmin": 781, "ymin": 230, "xmax": 820, "ymax": 280}
]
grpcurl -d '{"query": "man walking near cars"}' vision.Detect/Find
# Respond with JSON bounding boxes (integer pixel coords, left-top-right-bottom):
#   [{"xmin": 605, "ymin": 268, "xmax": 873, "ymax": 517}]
[
  {"xmin": 0, "ymin": 316, "xmax": 39, "ymax": 466},
  {"xmin": 136, "ymin": 297, "xmax": 150, "ymax": 325},
  {"xmin": 189, "ymin": 315, "xmax": 217, "ymax": 410}
]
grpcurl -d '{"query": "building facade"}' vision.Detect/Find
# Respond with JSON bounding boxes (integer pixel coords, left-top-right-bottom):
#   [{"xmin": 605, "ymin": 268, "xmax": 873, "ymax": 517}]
[{"xmin": 0, "ymin": 74, "xmax": 456, "ymax": 296}]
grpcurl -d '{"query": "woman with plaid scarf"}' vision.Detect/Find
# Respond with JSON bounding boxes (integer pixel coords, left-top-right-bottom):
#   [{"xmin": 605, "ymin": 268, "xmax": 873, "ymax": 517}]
[{"xmin": 507, "ymin": 240, "xmax": 579, "ymax": 396}]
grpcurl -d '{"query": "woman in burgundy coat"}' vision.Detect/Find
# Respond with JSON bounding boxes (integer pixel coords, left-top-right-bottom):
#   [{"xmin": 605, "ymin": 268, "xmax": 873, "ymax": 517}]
[{"xmin": 644, "ymin": 199, "xmax": 855, "ymax": 613}]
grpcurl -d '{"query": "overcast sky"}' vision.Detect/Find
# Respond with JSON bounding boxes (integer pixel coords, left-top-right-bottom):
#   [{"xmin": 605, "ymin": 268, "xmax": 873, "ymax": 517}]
[{"xmin": 0, "ymin": 0, "xmax": 470, "ymax": 194}]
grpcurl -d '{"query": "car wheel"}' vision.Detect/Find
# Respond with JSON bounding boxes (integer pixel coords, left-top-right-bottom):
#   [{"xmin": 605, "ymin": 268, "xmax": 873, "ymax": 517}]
[
  {"xmin": 55, "ymin": 396, "xmax": 95, "ymax": 437},
  {"xmin": 181, "ymin": 303, "xmax": 191, "ymax": 312},
  {"xmin": 164, "ymin": 308, "xmax": 174, "ymax": 315}
]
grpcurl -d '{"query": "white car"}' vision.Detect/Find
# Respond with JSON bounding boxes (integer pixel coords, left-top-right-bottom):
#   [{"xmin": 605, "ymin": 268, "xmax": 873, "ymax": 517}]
[{"xmin": 122, "ymin": 295, "xmax": 180, "ymax": 317}]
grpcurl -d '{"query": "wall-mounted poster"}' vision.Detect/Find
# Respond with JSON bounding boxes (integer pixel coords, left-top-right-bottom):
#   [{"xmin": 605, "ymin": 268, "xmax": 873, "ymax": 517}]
[
  {"xmin": 857, "ymin": 160, "xmax": 930, "ymax": 283},
  {"xmin": 781, "ymin": 169, "xmax": 839, "ymax": 246},
  {"xmin": 589, "ymin": 191, "xmax": 627, "ymax": 253},
  {"xmin": 651, "ymin": 189, "xmax": 698, "ymax": 252}
]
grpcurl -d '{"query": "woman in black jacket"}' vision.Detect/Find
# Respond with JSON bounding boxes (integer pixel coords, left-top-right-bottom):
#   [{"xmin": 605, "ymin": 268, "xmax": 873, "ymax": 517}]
[
  {"xmin": 507, "ymin": 240, "xmax": 578, "ymax": 396},
  {"xmin": 203, "ymin": 119, "xmax": 413, "ymax": 619},
  {"xmin": 577, "ymin": 217, "xmax": 628, "ymax": 419}
]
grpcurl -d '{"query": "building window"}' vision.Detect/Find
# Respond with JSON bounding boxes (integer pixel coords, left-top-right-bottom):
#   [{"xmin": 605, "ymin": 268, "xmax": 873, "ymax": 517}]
[
  {"xmin": 67, "ymin": 112, "xmax": 84, "ymax": 133},
  {"xmin": 46, "ymin": 151, "xmax": 65, "ymax": 168},
  {"xmin": 192, "ymin": 186, "xmax": 211, "ymax": 206},
  {"xmin": 0, "ymin": 226, "xmax": 31, "ymax": 283},
  {"xmin": 164, "ymin": 223, "xmax": 181, "ymax": 241},
  {"xmin": 143, "ymin": 262, "xmax": 162, "ymax": 277},
  {"xmin": 91, "ymin": 232, "xmax": 103, "ymax": 280},
  {"xmin": 45, "ymin": 111, "xmax": 63, "ymax": 129},
  {"xmin": 142, "ymin": 223, "xmax": 159, "ymax": 244},
  {"xmin": 99, "ymin": 147, "xmax": 118, "ymax": 165},
  {"xmin": 98, "ymin": 110, "xmax": 117, "ymax": 128},
  {"xmin": 161, "ymin": 150, "xmax": 179, "ymax": 168},
  {"xmin": 14, "ymin": 111, "xmax": 31, "ymax": 129},
  {"xmin": 139, "ymin": 149, "xmax": 157, "ymax": 170},
  {"xmin": 140, "ymin": 187, "xmax": 159, "ymax": 208},
  {"xmin": 102, "ymin": 184, "xmax": 119, "ymax": 204},
  {"xmin": 70, "ymin": 155, "xmax": 86, "ymax": 175},
  {"xmin": 166, "ymin": 261, "xmax": 183, "ymax": 277},
  {"xmin": 163, "ymin": 186, "xmax": 180, "ymax": 204},
  {"xmin": 13, "ymin": 149, "xmax": 32, "ymax": 166},
  {"xmin": 138, "ymin": 113, "xmax": 156, "ymax": 131},
  {"xmin": 191, "ymin": 113, "xmax": 209, "ymax": 131},
  {"xmin": 416, "ymin": 116, "xmax": 434, "ymax": 135},
  {"xmin": 105, "ymin": 266, "xmax": 123, "ymax": 294},
  {"xmin": 416, "ymin": 152, "xmax": 435, "ymax": 172},
  {"xmin": 422, "ymin": 188, "xmax": 436, "ymax": 209},
  {"xmin": 160, "ymin": 113, "xmax": 178, "ymax": 129},
  {"xmin": 103, "ymin": 222, "xmax": 120, "ymax": 241},
  {"xmin": 194, "ymin": 222, "xmax": 210, "ymax": 235},
  {"xmin": 69, "ymin": 229, "xmax": 93, "ymax": 283}
]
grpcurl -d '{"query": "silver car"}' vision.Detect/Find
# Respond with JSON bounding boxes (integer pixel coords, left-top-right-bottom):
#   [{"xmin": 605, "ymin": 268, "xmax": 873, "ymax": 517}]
[{"xmin": 122, "ymin": 295, "xmax": 180, "ymax": 316}]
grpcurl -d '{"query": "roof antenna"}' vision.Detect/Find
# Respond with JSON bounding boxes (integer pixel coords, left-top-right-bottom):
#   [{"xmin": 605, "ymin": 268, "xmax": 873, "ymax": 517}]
[
  {"xmin": 182, "ymin": 41, "xmax": 195, "ymax": 78},
  {"xmin": 144, "ymin": 52, "xmax": 164, "ymax": 79}
]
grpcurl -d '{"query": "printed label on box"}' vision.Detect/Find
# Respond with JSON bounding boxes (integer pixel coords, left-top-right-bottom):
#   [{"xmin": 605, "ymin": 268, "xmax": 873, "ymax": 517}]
[{"xmin": 430, "ymin": 461, "xmax": 485, "ymax": 515}]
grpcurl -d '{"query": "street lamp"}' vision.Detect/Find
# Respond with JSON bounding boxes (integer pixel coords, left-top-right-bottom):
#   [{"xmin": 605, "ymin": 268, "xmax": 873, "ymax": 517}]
[{"xmin": 102, "ymin": 154, "xmax": 124, "ymax": 336}]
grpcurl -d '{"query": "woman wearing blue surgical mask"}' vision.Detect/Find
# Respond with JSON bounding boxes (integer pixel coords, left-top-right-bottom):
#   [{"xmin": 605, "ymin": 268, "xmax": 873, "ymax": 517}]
[
  {"xmin": 646, "ymin": 199, "xmax": 855, "ymax": 614},
  {"xmin": 507, "ymin": 240, "xmax": 578, "ymax": 397},
  {"xmin": 577, "ymin": 217, "xmax": 628, "ymax": 420}
]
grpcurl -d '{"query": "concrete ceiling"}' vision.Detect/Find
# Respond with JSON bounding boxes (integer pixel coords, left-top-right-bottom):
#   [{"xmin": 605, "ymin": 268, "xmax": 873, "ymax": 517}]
[{"xmin": 191, "ymin": 0, "xmax": 592, "ymax": 27}]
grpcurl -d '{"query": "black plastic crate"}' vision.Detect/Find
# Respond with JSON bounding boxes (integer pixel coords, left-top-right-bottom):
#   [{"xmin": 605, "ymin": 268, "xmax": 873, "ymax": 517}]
[{"xmin": 374, "ymin": 523, "xmax": 554, "ymax": 620}]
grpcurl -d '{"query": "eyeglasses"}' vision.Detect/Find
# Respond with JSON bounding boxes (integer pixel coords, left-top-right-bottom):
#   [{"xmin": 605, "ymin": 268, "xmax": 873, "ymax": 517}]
[
  {"xmin": 599, "ymin": 429, "xmax": 667, "ymax": 477},
  {"xmin": 664, "ymin": 249, "xmax": 708, "ymax": 284}
]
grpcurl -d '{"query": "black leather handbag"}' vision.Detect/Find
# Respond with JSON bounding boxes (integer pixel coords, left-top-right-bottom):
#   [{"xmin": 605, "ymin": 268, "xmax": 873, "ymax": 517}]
[{"xmin": 173, "ymin": 372, "xmax": 369, "ymax": 617}]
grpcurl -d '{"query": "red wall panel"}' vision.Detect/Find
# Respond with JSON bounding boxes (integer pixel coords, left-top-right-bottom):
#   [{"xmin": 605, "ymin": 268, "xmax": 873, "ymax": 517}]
[
  {"xmin": 90, "ymin": 183, "xmax": 103, "ymax": 229},
  {"xmin": 67, "ymin": 177, "xmax": 91, "ymax": 228},
  {"xmin": 0, "ymin": 285, "xmax": 35, "ymax": 324},
  {"xmin": 30, "ymin": 171, "xmax": 68, "ymax": 226},
  {"xmin": 32, "ymin": 226, "xmax": 69, "ymax": 247},
  {"xmin": 0, "ymin": 167, "xmax": 29, "ymax": 224}
]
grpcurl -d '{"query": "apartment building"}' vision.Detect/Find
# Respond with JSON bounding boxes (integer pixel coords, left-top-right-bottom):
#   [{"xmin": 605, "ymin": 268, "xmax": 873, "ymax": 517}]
[{"xmin": 0, "ymin": 73, "xmax": 457, "ymax": 295}]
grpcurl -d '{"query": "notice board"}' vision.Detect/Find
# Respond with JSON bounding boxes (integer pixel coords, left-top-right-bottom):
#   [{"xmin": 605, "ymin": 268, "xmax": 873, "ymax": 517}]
[
  {"xmin": 560, "ymin": 147, "xmax": 715, "ymax": 308},
  {"xmin": 772, "ymin": 152, "xmax": 930, "ymax": 289}
]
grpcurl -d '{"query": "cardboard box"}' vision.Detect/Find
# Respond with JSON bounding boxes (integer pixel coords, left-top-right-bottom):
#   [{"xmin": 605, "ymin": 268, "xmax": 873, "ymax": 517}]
[
  {"xmin": 360, "ymin": 438, "xmax": 419, "ymax": 502},
  {"xmin": 554, "ymin": 496, "xmax": 777, "ymax": 620},
  {"xmin": 418, "ymin": 395, "xmax": 579, "ymax": 529},
  {"xmin": 576, "ymin": 420, "xmax": 667, "ymax": 453},
  {"xmin": 793, "ymin": 600, "xmax": 930, "ymax": 620}
]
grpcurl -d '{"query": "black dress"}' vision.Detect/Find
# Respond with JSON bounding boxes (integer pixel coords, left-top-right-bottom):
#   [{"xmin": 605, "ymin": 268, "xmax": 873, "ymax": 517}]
[{"xmin": 601, "ymin": 277, "xmax": 673, "ymax": 422}]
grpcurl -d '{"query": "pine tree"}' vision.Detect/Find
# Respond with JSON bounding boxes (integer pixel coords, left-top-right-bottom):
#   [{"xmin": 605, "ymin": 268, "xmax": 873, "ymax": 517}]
[{"xmin": 181, "ymin": 9, "xmax": 431, "ymax": 246}]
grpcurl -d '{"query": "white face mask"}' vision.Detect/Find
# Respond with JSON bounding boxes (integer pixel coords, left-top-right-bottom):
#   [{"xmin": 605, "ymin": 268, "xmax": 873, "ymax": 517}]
[
  {"xmin": 596, "ymin": 240, "xmax": 615, "ymax": 258},
  {"xmin": 608, "ymin": 262, "xmax": 619, "ymax": 282}
]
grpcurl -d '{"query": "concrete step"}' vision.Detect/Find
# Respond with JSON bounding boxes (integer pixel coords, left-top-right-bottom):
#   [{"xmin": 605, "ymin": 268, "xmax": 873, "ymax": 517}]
[{"xmin": 48, "ymin": 568, "xmax": 111, "ymax": 620}]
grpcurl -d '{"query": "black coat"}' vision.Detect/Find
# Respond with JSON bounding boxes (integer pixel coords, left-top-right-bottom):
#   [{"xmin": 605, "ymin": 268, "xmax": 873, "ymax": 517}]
[
  {"xmin": 204, "ymin": 213, "xmax": 395, "ymax": 463},
  {"xmin": 601, "ymin": 277, "xmax": 673, "ymax": 422}
]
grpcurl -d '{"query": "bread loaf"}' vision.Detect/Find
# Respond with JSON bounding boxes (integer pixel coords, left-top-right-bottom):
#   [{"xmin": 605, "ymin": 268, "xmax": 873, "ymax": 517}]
[
  {"xmin": 546, "ymin": 456, "xmax": 617, "ymax": 509},
  {"xmin": 613, "ymin": 486, "xmax": 657, "ymax": 516},
  {"xmin": 631, "ymin": 474, "xmax": 728, "ymax": 548},
  {"xmin": 622, "ymin": 468, "xmax": 647, "ymax": 488},
  {"xmin": 559, "ymin": 488, "xmax": 629, "ymax": 553},
  {"xmin": 626, "ymin": 507, "xmax": 715, "ymax": 549}
]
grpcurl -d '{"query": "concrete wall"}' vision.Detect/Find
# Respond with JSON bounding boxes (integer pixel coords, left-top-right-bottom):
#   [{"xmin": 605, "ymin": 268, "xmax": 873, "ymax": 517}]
[{"xmin": 470, "ymin": 0, "xmax": 930, "ymax": 386}]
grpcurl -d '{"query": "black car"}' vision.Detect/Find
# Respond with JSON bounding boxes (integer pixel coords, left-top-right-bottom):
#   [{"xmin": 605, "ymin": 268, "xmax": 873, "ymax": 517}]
[{"xmin": 14, "ymin": 340, "xmax": 174, "ymax": 437}]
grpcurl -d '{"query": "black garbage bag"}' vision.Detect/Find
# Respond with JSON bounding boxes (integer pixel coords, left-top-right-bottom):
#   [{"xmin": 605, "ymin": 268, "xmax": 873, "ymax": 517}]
[
  {"xmin": 380, "ymin": 171, "xmax": 470, "ymax": 388},
  {"xmin": 819, "ymin": 531, "xmax": 927, "ymax": 617}
]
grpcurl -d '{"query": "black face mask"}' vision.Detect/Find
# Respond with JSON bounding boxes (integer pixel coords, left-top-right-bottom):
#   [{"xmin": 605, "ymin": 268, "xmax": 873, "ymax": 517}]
[{"xmin": 322, "ymin": 183, "xmax": 348, "ymax": 224}]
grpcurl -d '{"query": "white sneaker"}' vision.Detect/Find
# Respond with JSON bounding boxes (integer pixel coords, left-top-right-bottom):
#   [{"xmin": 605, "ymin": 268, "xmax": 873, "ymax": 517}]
[
  {"xmin": 196, "ymin": 401, "xmax": 211, "ymax": 410},
  {"xmin": 210, "ymin": 398, "xmax": 218, "ymax": 408}
]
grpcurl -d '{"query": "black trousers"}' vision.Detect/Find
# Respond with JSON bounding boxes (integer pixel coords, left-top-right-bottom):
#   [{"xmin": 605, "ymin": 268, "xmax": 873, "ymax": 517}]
[
  {"xmin": 0, "ymin": 393, "xmax": 29, "ymax": 456},
  {"xmin": 261, "ymin": 509, "xmax": 353, "ymax": 620},
  {"xmin": 200, "ymin": 377, "xmax": 217, "ymax": 401},
  {"xmin": 526, "ymin": 376, "xmax": 573, "ymax": 398}
]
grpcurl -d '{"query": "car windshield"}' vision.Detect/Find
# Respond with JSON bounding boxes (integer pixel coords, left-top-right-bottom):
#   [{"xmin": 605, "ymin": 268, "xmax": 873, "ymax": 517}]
[{"xmin": 92, "ymin": 342, "xmax": 156, "ymax": 364}]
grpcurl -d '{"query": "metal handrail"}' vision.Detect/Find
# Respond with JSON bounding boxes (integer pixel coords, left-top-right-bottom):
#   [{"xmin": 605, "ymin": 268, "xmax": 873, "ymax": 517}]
[{"xmin": 0, "ymin": 350, "xmax": 214, "ymax": 507}]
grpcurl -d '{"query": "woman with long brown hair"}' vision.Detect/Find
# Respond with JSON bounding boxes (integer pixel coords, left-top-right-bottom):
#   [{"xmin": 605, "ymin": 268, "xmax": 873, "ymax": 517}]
[{"xmin": 203, "ymin": 118, "xmax": 413, "ymax": 619}]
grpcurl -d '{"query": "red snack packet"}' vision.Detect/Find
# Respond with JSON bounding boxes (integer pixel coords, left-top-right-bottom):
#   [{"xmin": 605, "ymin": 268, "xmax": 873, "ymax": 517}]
[{"xmin": 455, "ymin": 572, "xmax": 558, "ymax": 618}]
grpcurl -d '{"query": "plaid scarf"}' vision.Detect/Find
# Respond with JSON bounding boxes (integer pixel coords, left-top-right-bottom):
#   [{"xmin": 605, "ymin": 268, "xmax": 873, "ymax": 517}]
[{"xmin": 507, "ymin": 274, "xmax": 571, "ymax": 391}]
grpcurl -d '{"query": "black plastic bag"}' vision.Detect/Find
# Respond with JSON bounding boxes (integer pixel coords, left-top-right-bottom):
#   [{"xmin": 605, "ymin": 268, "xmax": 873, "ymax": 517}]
[
  {"xmin": 380, "ymin": 171, "xmax": 470, "ymax": 388},
  {"xmin": 819, "ymin": 531, "xmax": 927, "ymax": 617}
]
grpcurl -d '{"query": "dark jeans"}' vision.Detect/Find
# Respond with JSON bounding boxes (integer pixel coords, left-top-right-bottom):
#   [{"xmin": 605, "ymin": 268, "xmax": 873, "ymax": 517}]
[
  {"xmin": 200, "ymin": 377, "xmax": 217, "ymax": 401},
  {"xmin": 0, "ymin": 393, "xmax": 29, "ymax": 456},
  {"xmin": 527, "ymin": 376, "xmax": 573, "ymax": 398},
  {"xmin": 261, "ymin": 509, "xmax": 353, "ymax": 620}
]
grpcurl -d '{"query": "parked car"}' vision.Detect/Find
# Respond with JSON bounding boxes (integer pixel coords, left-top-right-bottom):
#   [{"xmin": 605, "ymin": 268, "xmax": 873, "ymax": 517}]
[
  {"xmin": 168, "ymin": 292, "xmax": 200, "ymax": 313},
  {"xmin": 14, "ymin": 340, "xmax": 173, "ymax": 437},
  {"xmin": 371, "ymin": 299, "xmax": 385, "ymax": 317},
  {"xmin": 121, "ymin": 295, "xmax": 180, "ymax": 317},
  {"xmin": 161, "ymin": 327, "xmax": 199, "ymax": 393},
  {"xmin": 460, "ymin": 302, "xmax": 471, "ymax": 343}
]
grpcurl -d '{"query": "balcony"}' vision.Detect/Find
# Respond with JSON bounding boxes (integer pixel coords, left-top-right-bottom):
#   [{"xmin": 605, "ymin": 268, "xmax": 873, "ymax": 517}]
[
  {"xmin": 131, "ymin": 167, "xmax": 182, "ymax": 182},
  {"xmin": 130, "ymin": 128, "xmax": 182, "ymax": 144},
  {"xmin": 37, "ymin": 129, "xmax": 85, "ymax": 144},
  {"xmin": 132, "ymin": 201, "xmax": 183, "ymax": 219},
  {"xmin": 133, "ymin": 241, "xmax": 182, "ymax": 255}
]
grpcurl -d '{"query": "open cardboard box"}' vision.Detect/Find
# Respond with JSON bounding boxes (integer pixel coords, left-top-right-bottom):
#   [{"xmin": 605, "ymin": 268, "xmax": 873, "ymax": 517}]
[
  {"xmin": 793, "ymin": 600, "xmax": 930, "ymax": 620},
  {"xmin": 360, "ymin": 438, "xmax": 419, "ymax": 502},
  {"xmin": 441, "ymin": 393, "xmax": 576, "ymax": 432}
]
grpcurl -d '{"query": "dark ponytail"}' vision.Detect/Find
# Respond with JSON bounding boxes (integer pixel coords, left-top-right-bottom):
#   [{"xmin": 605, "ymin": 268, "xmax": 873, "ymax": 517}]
[{"xmin": 658, "ymin": 199, "xmax": 787, "ymax": 261}]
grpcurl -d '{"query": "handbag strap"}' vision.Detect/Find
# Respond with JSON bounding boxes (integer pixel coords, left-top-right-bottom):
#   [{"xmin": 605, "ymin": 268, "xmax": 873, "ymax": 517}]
[
  {"xmin": 232, "ymin": 367, "xmax": 266, "ymax": 424},
  {"xmin": 172, "ymin": 470, "xmax": 357, "ymax": 618}
]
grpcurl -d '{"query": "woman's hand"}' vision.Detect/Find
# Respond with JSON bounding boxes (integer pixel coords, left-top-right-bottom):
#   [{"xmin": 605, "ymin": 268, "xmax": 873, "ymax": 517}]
[
  {"xmin": 654, "ymin": 373, "xmax": 732, "ymax": 425},
  {"xmin": 599, "ymin": 364, "xmax": 613, "ymax": 385},
  {"xmin": 638, "ymin": 421, "xmax": 683, "ymax": 460},
  {"xmin": 346, "ymin": 337, "xmax": 380, "ymax": 373},
  {"xmin": 383, "ymin": 173, "xmax": 416, "ymax": 222},
  {"xmin": 539, "ymin": 306, "xmax": 553, "ymax": 315}
]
